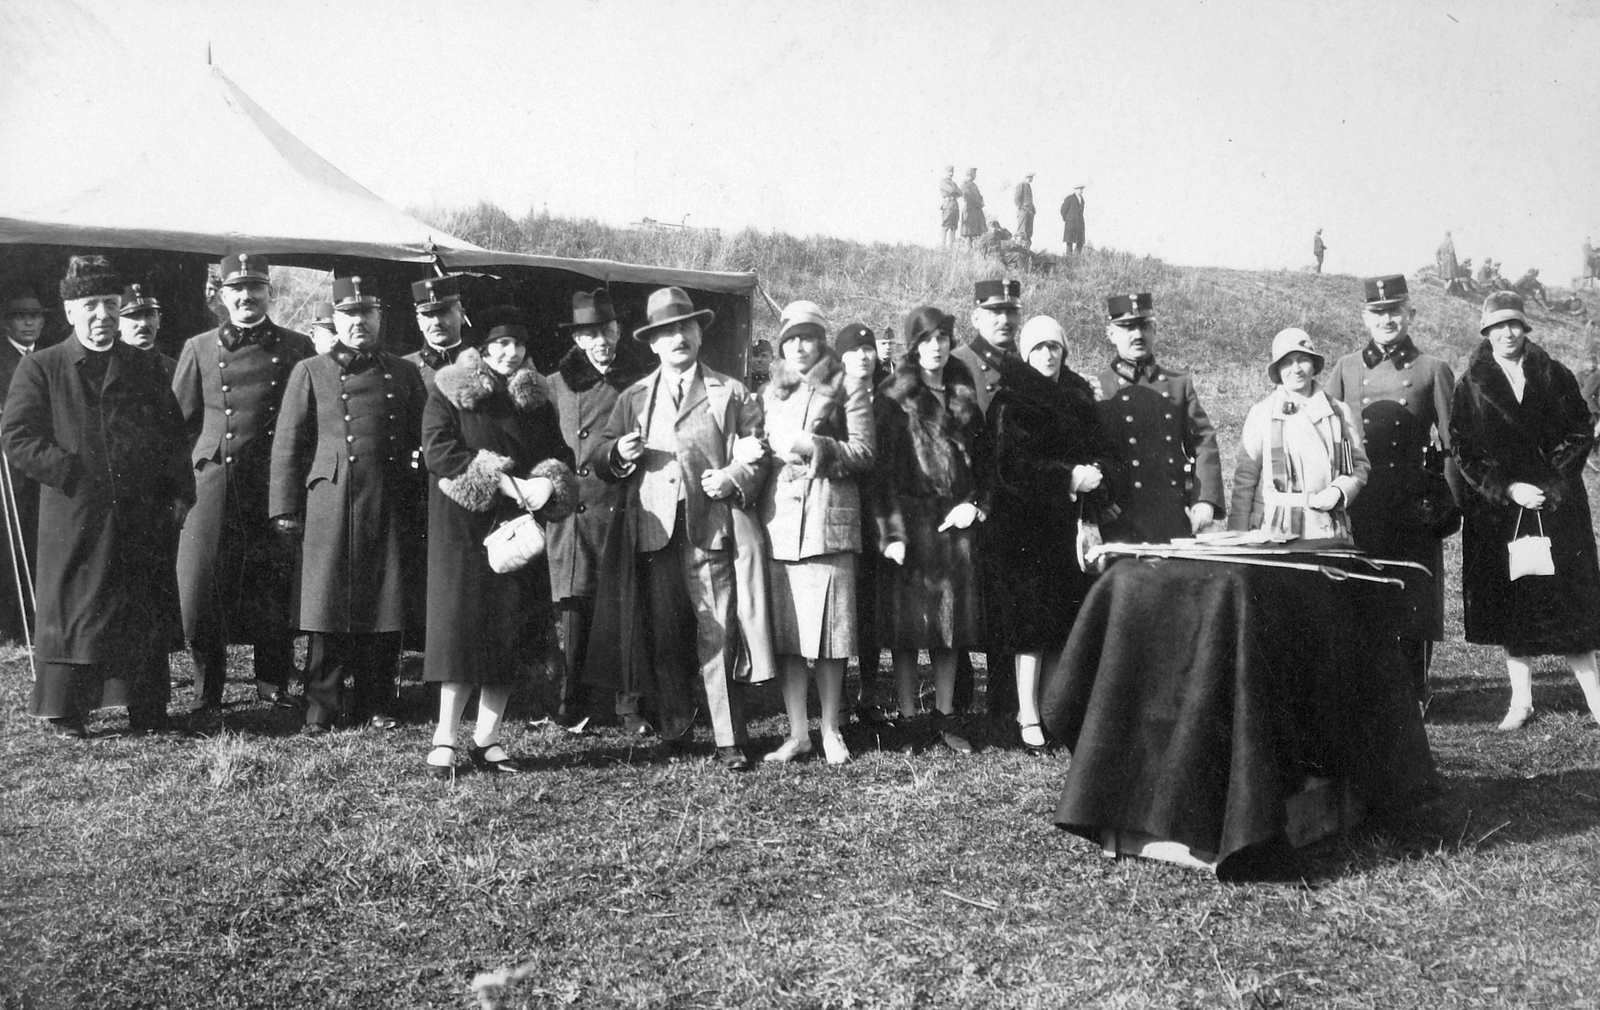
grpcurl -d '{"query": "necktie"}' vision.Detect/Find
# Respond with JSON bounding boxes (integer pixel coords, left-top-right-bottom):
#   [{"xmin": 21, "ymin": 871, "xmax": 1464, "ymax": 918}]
[{"xmin": 670, "ymin": 377, "xmax": 684, "ymax": 409}]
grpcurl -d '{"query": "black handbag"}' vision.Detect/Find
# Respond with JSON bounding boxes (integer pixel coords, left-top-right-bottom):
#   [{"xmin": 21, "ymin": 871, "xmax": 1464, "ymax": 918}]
[{"xmin": 1407, "ymin": 444, "xmax": 1462, "ymax": 538}]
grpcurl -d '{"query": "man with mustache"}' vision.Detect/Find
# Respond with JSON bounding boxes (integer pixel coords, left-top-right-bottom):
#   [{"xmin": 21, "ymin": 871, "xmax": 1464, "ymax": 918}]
[
  {"xmin": 1090, "ymin": 292, "xmax": 1224, "ymax": 544},
  {"xmin": 118, "ymin": 282, "xmax": 176, "ymax": 380},
  {"xmin": 589, "ymin": 287, "xmax": 767, "ymax": 771},
  {"xmin": 270, "ymin": 275, "xmax": 427, "ymax": 733},
  {"xmin": 173, "ymin": 254, "xmax": 317, "ymax": 716},
  {"xmin": 403, "ymin": 275, "xmax": 468, "ymax": 392},
  {"xmin": 1, "ymin": 256, "xmax": 192, "ymax": 736}
]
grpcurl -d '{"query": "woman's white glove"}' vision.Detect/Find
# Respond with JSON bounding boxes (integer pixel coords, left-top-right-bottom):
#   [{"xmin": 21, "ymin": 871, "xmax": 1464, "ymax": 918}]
[
  {"xmin": 1070, "ymin": 464, "xmax": 1103, "ymax": 495},
  {"xmin": 1307, "ymin": 486, "xmax": 1343, "ymax": 511},
  {"xmin": 882, "ymin": 542, "xmax": 907, "ymax": 566},
  {"xmin": 731, "ymin": 434, "xmax": 766, "ymax": 465},
  {"xmin": 499, "ymin": 473, "xmax": 553, "ymax": 511},
  {"xmin": 1508, "ymin": 482, "xmax": 1546, "ymax": 509},
  {"xmin": 937, "ymin": 502, "xmax": 980, "ymax": 531}
]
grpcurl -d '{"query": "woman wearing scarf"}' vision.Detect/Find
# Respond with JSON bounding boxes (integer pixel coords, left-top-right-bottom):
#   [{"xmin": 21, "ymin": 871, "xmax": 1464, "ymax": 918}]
[
  {"xmin": 421, "ymin": 306, "xmax": 576, "ymax": 777},
  {"xmin": 759, "ymin": 302, "xmax": 875, "ymax": 766},
  {"xmin": 1451, "ymin": 292, "xmax": 1600, "ymax": 731},
  {"xmin": 873, "ymin": 305, "xmax": 993, "ymax": 754},
  {"xmin": 1229, "ymin": 328, "xmax": 1369, "ymax": 543},
  {"xmin": 984, "ymin": 316, "xmax": 1120, "ymax": 752}
]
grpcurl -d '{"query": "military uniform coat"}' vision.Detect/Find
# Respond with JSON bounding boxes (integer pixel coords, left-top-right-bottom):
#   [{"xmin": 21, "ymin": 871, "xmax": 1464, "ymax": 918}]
[
  {"xmin": 1323, "ymin": 338, "xmax": 1456, "ymax": 638},
  {"xmin": 422, "ymin": 349, "xmax": 575, "ymax": 685},
  {"xmin": 0, "ymin": 338, "xmax": 192, "ymax": 662},
  {"xmin": 269, "ymin": 345, "xmax": 428, "ymax": 634},
  {"xmin": 173, "ymin": 320, "xmax": 316, "ymax": 642},
  {"xmin": 1091, "ymin": 358, "xmax": 1225, "ymax": 543},
  {"xmin": 951, "ymin": 337, "xmax": 1005, "ymax": 416},
  {"xmin": 544, "ymin": 347, "xmax": 643, "ymax": 602},
  {"xmin": 403, "ymin": 341, "xmax": 465, "ymax": 394},
  {"xmin": 1450, "ymin": 339, "xmax": 1600, "ymax": 654}
]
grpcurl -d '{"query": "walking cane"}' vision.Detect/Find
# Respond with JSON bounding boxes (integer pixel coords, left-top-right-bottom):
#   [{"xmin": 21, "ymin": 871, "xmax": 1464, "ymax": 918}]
[{"xmin": 0, "ymin": 449, "xmax": 37, "ymax": 681}]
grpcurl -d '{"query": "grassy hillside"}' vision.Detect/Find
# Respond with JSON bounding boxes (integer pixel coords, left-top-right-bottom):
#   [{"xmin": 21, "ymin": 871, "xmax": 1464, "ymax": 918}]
[{"xmin": 419, "ymin": 202, "xmax": 1595, "ymax": 474}]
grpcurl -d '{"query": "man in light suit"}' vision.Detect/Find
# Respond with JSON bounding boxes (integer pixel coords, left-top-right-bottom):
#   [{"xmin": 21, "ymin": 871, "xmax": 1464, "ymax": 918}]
[{"xmin": 593, "ymin": 287, "xmax": 766, "ymax": 771}]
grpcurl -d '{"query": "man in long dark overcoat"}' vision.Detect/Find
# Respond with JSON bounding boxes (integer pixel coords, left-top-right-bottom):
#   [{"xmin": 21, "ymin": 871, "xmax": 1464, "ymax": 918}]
[
  {"xmin": 1, "ymin": 256, "xmax": 192, "ymax": 736},
  {"xmin": 1013, "ymin": 173, "xmax": 1035, "ymax": 247},
  {"xmin": 960, "ymin": 168, "xmax": 986, "ymax": 246},
  {"xmin": 1323, "ymin": 275, "xmax": 1457, "ymax": 702},
  {"xmin": 173, "ymin": 254, "xmax": 315, "ymax": 713},
  {"xmin": 589, "ymin": 287, "xmax": 767, "ymax": 771},
  {"xmin": 270, "ymin": 276, "xmax": 427, "ymax": 733},
  {"xmin": 544, "ymin": 288, "xmax": 648, "ymax": 730},
  {"xmin": 0, "ymin": 284, "xmax": 49, "ymax": 644},
  {"xmin": 1089, "ymin": 292, "xmax": 1225, "ymax": 543},
  {"xmin": 1061, "ymin": 185, "xmax": 1086, "ymax": 254}
]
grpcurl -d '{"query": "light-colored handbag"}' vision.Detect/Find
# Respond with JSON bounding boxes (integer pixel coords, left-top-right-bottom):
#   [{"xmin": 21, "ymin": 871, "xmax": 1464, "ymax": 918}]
[
  {"xmin": 1508, "ymin": 508, "xmax": 1554, "ymax": 581},
  {"xmin": 1075, "ymin": 503, "xmax": 1104, "ymax": 574},
  {"xmin": 482, "ymin": 479, "xmax": 545, "ymax": 574}
]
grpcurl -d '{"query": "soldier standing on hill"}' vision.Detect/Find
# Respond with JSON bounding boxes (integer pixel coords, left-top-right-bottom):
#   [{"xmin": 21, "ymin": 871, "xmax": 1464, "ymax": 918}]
[
  {"xmin": 960, "ymin": 169, "xmax": 986, "ymax": 248},
  {"xmin": 1313, "ymin": 229, "xmax": 1327, "ymax": 274},
  {"xmin": 951, "ymin": 279, "xmax": 1022, "ymax": 715},
  {"xmin": 1013, "ymin": 173, "xmax": 1035, "ymax": 247},
  {"xmin": 173, "ymin": 254, "xmax": 316, "ymax": 716},
  {"xmin": 1089, "ymin": 292, "xmax": 1224, "ymax": 543},
  {"xmin": 270, "ymin": 276, "xmax": 428, "ymax": 733},
  {"xmin": 1061, "ymin": 185, "xmax": 1086, "ymax": 254},
  {"xmin": 1323, "ymin": 275, "xmax": 1457, "ymax": 704},
  {"xmin": 939, "ymin": 167, "xmax": 961, "ymax": 249},
  {"xmin": 544, "ymin": 289, "xmax": 650, "ymax": 732}
]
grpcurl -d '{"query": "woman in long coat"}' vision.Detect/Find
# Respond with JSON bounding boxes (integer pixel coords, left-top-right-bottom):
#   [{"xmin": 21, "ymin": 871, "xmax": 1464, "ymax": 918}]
[
  {"xmin": 984, "ymin": 316, "xmax": 1121, "ymax": 751},
  {"xmin": 1229, "ymin": 329, "xmax": 1369, "ymax": 543},
  {"xmin": 1450, "ymin": 292, "xmax": 1600, "ymax": 730},
  {"xmin": 960, "ymin": 169, "xmax": 986, "ymax": 242},
  {"xmin": 874, "ymin": 305, "xmax": 992, "ymax": 753},
  {"xmin": 422, "ymin": 309, "xmax": 575, "ymax": 776},
  {"xmin": 759, "ymin": 302, "xmax": 875, "ymax": 766}
]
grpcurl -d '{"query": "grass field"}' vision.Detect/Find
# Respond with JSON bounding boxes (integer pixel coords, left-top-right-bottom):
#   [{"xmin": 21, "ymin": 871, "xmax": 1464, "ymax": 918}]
[{"xmin": 4, "ymin": 218, "xmax": 1600, "ymax": 1009}]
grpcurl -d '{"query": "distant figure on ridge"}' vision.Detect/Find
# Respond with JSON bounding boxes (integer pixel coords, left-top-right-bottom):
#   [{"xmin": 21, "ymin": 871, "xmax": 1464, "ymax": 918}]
[
  {"xmin": 1436, "ymin": 232, "xmax": 1458, "ymax": 283},
  {"xmin": 960, "ymin": 168, "xmax": 986, "ymax": 247},
  {"xmin": 1013, "ymin": 173, "xmax": 1035, "ymax": 247},
  {"xmin": 1061, "ymin": 185, "xmax": 1086, "ymax": 254},
  {"xmin": 939, "ymin": 166, "xmax": 961, "ymax": 249},
  {"xmin": 1313, "ymin": 228, "xmax": 1326, "ymax": 274},
  {"xmin": 1582, "ymin": 238, "xmax": 1598, "ymax": 289},
  {"xmin": 1513, "ymin": 268, "xmax": 1549, "ymax": 308}
]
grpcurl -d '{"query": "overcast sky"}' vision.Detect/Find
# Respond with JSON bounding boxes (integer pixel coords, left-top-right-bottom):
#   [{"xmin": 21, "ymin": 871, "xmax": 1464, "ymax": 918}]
[{"xmin": 30, "ymin": 0, "xmax": 1600, "ymax": 279}]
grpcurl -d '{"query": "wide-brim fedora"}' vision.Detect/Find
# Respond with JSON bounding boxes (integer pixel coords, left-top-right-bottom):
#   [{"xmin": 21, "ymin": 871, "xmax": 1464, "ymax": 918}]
[{"xmin": 633, "ymin": 286, "xmax": 714, "ymax": 342}]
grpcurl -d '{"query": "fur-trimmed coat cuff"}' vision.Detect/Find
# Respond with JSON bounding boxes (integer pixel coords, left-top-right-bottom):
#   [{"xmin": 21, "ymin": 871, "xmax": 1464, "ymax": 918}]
[
  {"xmin": 438, "ymin": 449, "xmax": 515, "ymax": 512},
  {"xmin": 527, "ymin": 458, "xmax": 577, "ymax": 523}
]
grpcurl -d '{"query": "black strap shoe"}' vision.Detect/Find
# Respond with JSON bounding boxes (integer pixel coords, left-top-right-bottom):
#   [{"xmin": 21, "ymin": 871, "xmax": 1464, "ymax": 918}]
[{"xmin": 715, "ymin": 745, "xmax": 753, "ymax": 772}]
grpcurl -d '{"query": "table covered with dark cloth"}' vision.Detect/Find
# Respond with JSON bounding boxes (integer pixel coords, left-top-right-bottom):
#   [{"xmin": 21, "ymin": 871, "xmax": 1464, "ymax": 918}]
[{"xmin": 1039, "ymin": 554, "xmax": 1438, "ymax": 870}]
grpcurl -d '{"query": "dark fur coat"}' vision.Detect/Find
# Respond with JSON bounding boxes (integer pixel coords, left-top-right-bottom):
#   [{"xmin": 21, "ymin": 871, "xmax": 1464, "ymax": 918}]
[{"xmin": 1450, "ymin": 338, "xmax": 1600, "ymax": 652}]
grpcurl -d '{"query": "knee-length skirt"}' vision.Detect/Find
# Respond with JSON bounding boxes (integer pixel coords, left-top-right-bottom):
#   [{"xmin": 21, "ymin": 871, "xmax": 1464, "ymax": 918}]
[{"xmin": 769, "ymin": 552, "xmax": 857, "ymax": 659}]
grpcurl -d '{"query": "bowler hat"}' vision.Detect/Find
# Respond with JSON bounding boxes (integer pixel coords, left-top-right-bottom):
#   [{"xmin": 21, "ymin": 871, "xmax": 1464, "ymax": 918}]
[
  {"xmin": 219, "ymin": 253, "xmax": 270, "ymax": 288},
  {"xmin": 411, "ymin": 275, "xmax": 461, "ymax": 313},
  {"xmin": 633, "ymin": 286, "xmax": 714, "ymax": 342},
  {"xmin": 559, "ymin": 288, "xmax": 617, "ymax": 332},
  {"xmin": 1479, "ymin": 291, "xmax": 1532, "ymax": 334},
  {"xmin": 1106, "ymin": 292, "xmax": 1154, "ymax": 324},
  {"xmin": 1266, "ymin": 328, "xmax": 1324, "ymax": 383},
  {"xmin": 777, "ymin": 300, "xmax": 828, "ymax": 346},
  {"xmin": 974, "ymin": 279, "xmax": 1021, "ymax": 310},
  {"xmin": 119, "ymin": 282, "xmax": 160, "ymax": 316},
  {"xmin": 902, "ymin": 305, "xmax": 954, "ymax": 350},
  {"xmin": 331, "ymin": 275, "xmax": 380, "ymax": 311},
  {"xmin": 1363, "ymin": 275, "xmax": 1408, "ymax": 308},
  {"xmin": 833, "ymin": 323, "xmax": 874, "ymax": 357}
]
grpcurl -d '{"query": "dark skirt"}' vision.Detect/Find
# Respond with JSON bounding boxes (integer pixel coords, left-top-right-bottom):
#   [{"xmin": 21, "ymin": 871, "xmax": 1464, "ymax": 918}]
[
  {"xmin": 878, "ymin": 498, "xmax": 983, "ymax": 650},
  {"xmin": 1461, "ymin": 490, "xmax": 1600, "ymax": 655}
]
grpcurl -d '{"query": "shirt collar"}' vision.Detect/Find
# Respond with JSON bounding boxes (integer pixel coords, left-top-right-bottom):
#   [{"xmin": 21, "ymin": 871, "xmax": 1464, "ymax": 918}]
[
  {"xmin": 1361, "ymin": 335, "xmax": 1417, "ymax": 369},
  {"xmin": 1111, "ymin": 354, "xmax": 1158, "ymax": 383},
  {"xmin": 8, "ymin": 338, "xmax": 34, "ymax": 356}
]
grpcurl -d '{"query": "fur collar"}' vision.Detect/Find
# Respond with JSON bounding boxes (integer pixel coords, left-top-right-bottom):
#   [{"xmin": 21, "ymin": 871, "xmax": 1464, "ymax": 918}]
[
  {"xmin": 1463, "ymin": 337, "xmax": 1559, "ymax": 410},
  {"xmin": 434, "ymin": 347, "xmax": 546, "ymax": 412},
  {"xmin": 882, "ymin": 355, "xmax": 980, "ymax": 429},
  {"xmin": 763, "ymin": 353, "xmax": 846, "ymax": 404},
  {"xmin": 556, "ymin": 345, "xmax": 642, "ymax": 394}
]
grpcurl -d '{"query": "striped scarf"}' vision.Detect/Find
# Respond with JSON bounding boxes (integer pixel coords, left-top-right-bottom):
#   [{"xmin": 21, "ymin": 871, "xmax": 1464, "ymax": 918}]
[{"xmin": 1265, "ymin": 390, "xmax": 1354, "ymax": 539}]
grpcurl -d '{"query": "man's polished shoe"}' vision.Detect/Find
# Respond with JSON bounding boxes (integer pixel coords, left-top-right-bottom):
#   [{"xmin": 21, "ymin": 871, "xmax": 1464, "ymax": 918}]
[
  {"xmin": 715, "ymin": 745, "xmax": 753, "ymax": 772},
  {"xmin": 45, "ymin": 717, "xmax": 86, "ymax": 739},
  {"xmin": 257, "ymin": 688, "xmax": 305, "ymax": 711},
  {"xmin": 932, "ymin": 711, "xmax": 976, "ymax": 755},
  {"xmin": 366, "ymin": 714, "xmax": 401, "ymax": 731},
  {"xmin": 622, "ymin": 713, "xmax": 655, "ymax": 736},
  {"xmin": 186, "ymin": 698, "xmax": 224, "ymax": 717},
  {"xmin": 854, "ymin": 705, "xmax": 897, "ymax": 727}
]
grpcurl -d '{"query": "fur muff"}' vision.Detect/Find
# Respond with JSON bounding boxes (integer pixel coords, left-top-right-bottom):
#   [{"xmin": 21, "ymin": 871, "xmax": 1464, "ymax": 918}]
[
  {"xmin": 434, "ymin": 347, "xmax": 549, "ymax": 414},
  {"xmin": 439, "ymin": 449, "xmax": 514, "ymax": 512},
  {"xmin": 881, "ymin": 355, "xmax": 981, "ymax": 496},
  {"xmin": 528, "ymin": 458, "xmax": 578, "ymax": 523},
  {"xmin": 556, "ymin": 345, "xmax": 643, "ymax": 393}
]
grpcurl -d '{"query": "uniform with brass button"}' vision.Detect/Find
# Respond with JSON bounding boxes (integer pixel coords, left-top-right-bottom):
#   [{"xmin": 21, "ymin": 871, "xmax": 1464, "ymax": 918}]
[
  {"xmin": 543, "ymin": 289, "xmax": 649, "ymax": 726},
  {"xmin": 173, "ymin": 253, "xmax": 317, "ymax": 712},
  {"xmin": 1091, "ymin": 292, "xmax": 1225, "ymax": 544},
  {"xmin": 269, "ymin": 275, "xmax": 427, "ymax": 730},
  {"xmin": 1322, "ymin": 274, "xmax": 1457, "ymax": 700}
]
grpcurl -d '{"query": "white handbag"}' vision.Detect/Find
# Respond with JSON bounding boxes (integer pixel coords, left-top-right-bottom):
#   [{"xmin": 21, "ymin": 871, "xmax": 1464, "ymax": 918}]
[
  {"xmin": 1507, "ymin": 508, "xmax": 1554, "ymax": 581},
  {"xmin": 482, "ymin": 478, "xmax": 545, "ymax": 574}
]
